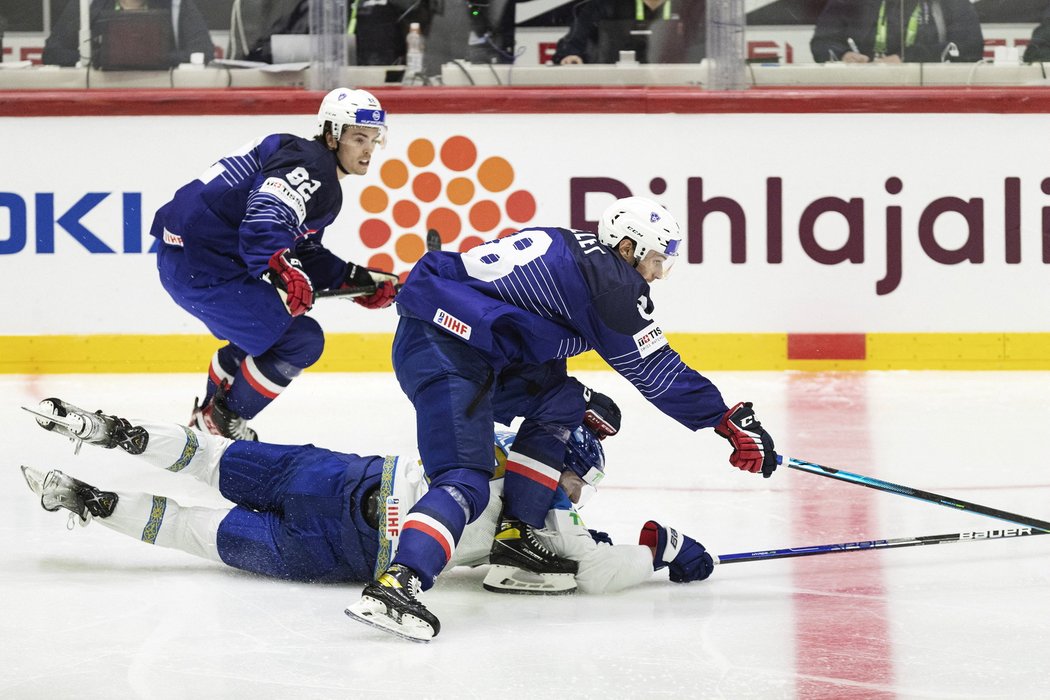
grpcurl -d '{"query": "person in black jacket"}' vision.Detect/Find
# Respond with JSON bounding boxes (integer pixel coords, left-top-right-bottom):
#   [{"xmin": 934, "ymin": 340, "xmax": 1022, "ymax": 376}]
[
  {"xmin": 551, "ymin": 0, "xmax": 704, "ymax": 65},
  {"xmin": 43, "ymin": 0, "xmax": 214, "ymax": 67},
  {"xmin": 1023, "ymin": 3, "xmax": 1050, "ymax": 62},
  {"xmin": 811, "ymin": 0, "xmax": 983, "ymax": 64}
]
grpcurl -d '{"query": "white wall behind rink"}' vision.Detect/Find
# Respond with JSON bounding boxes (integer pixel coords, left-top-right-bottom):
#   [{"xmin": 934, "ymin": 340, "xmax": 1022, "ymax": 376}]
[{"xmin": 2, "ymin": 111, "xmax": 1048, "ymax": 336}]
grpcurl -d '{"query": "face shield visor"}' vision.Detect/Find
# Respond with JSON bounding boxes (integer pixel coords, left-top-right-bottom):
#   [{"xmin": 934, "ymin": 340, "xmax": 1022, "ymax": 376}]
[
  {"xmin": 637, "ymin": 236, "xmax": 680, "ymax": 280},
  {"xmin": 636, "ymin": 249, "xmax": 677, "ymax": 281}
]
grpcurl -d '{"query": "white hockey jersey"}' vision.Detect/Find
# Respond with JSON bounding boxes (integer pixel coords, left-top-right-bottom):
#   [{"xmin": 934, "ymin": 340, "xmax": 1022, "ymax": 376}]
[{"xmin": 381, "ymin": 435, "xmax": 654, "ymax": 594}]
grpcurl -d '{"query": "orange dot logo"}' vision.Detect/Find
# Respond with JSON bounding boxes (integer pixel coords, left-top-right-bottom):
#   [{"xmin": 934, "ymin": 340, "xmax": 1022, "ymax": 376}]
[{"xmin": 357, "ymin": 135, "xmax": 537, "ymax": 279}]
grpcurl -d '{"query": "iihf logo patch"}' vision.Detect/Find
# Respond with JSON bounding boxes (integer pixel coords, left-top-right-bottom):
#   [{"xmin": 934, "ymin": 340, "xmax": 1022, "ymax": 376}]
[
  {"xmin": 385, "ymin": 496, "xmax": 400, "ymax": 539},
  {"xmin": 434, "ymin": 308, "xmax": 472, "ymax": 340},
  {"xmin": 650, "ymin": 212, "xmax": 660, "ymax": 222}
]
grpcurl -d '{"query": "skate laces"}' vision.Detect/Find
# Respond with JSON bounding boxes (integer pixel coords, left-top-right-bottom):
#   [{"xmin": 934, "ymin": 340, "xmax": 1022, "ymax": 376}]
[
  {"xmin": 524, "ymin": 525, "xmax": 557, "ymax": 555},
  {"xmin": 225, "ymin": 417, "xmax": 256, "ymax": 441},
  {"xmin": 201, "ymin": 400, "xmax": 256, "ymax": 441},
  {"xmin": 382, "ymin": 566, "xmax": 423, "ymax": 601},
  {"xmin": 406, "ymin": 574, "xmax": 422, "ymax": 600},
  {"xmin": 65, "ymin": 511, "xmax": 91, "ymax": 530}
]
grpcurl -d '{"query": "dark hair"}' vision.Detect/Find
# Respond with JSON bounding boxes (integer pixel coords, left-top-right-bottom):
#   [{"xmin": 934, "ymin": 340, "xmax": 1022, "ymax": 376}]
[{"xmin": 314, "ymin": 121, "xmax": 333, "ymax": 147}]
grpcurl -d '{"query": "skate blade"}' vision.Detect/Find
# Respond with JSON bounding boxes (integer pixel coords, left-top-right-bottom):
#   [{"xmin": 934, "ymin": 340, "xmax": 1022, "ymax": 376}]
[
  {"xmin": 20, "ymin": 464, "xmax": 47, "ymax": 497},
  {"xmin": 344, "ymin": 598, "xmax": 435, "ymax": 643},
  {"xmin": 22, "ymin": 405, "xmax": 75, "ymax": 431},
  {"xmin": 22, "ymin": 406, "xmax": 86, "ymax": 455},
  {"xmin": 482, "ymin": 565, "xmax": 577, "ymax": 595}
]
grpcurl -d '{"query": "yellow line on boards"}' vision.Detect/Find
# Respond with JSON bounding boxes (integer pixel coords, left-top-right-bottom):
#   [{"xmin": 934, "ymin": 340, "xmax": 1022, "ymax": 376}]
[{"xmin": 1, "ymin": 333, "xmax": 1049, "ymax": 374}]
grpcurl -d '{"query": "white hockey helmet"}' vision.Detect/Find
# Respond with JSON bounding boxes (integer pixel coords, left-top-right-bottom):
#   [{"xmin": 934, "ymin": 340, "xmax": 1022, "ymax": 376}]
[
  {"xmin": 316, "ymin": 87, "xmax": 387, "ymax": 145},
  {"xmin": 597, "ymin": 196, "xmax": 682, "ymax": 273}
]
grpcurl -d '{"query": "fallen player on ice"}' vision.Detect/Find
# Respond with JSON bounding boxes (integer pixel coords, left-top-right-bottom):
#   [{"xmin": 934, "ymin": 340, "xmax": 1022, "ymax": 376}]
[{"xmin": 21, "ymin": 398, "xmax": 713, "ymax": 640}]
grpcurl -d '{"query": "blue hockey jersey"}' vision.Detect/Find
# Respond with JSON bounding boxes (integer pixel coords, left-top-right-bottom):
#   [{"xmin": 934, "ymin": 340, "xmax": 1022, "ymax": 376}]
[
  {"xmin": 151, "ymin": 133, "xmax": 349, "ymax": 288},
  {"xmin": 394, "ymin": 227, "xmax": 728, "ymax": 431}
]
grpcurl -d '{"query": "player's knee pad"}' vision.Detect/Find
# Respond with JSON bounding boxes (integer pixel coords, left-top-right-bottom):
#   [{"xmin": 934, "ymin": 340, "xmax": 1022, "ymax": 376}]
[
  {"xmin": 271, "ymin": 315, "xmax": 325, "ymax": 368},
  {"xmin": 428, "ymin": 468, "xmax": 492, "ymax": 523}
]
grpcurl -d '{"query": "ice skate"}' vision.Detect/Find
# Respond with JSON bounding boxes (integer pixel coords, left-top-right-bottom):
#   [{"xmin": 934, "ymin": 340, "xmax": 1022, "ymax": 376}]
[
  {"xmin": 485, "ymin": 517, "xmax": 578, "ymax": 595},
  {"xmin": 189, "ymin": 385, "xmax": 258, "ymax": 442},
  {"xmin": 21, "ymin": 465, "xmax": 118, "ymax": 528},
  {"xmin": 24, "ymin": 398, "xmax": 149, "ymax": 456},
  {"xmin": 345, "ymin": 564, "xmax": 440, "ymax": 642}
]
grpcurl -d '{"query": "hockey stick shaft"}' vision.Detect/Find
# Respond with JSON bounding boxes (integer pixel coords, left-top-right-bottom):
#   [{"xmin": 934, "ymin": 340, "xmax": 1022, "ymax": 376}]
[
  {"xmin": 315, "ymin": 229, "xmax": 441, "ymax": 300},
  {"xmin": 713, "ymin": 525, "xmax": 1047, "ymax": 564},
  {"xmin": 779, "ymin": 455, "xmax": 1050, "ymax": 533},
  {"xmin": 315, "ymin": 284, "xmax": 387, "ymax": 299}
]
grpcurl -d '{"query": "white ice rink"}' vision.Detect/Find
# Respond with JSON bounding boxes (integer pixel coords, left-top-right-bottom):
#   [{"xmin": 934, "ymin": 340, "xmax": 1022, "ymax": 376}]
[{"xmin": 2, "ymin": 370, "xmax": 1049, "ymax": 699}]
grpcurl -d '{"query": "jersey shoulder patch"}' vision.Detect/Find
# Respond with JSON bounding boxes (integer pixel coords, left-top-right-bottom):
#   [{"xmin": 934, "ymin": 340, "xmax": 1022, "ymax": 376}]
[{"xmin": 258, "ymin": 177, "xmax": 307, "ymax": 224}]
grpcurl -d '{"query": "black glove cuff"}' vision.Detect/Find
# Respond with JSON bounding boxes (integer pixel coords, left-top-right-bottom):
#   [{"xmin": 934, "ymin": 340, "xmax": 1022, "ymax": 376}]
[{"xmin": 343, "ymin": 263, "xmax": 373, "ymax": 288}]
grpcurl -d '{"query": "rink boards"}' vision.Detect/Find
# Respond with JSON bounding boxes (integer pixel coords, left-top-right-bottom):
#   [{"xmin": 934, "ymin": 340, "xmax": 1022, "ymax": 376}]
[{"xmin": 3, "ymin": 88, "xmax": 1050, "ymax": 371}]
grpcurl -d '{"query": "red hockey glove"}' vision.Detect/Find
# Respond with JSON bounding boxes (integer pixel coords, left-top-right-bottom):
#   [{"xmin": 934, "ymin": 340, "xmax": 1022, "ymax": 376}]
[
  {"xmin": 267, "ymin": 249, "xmax": 314, "ymax": 317},
  {"xmin": 354, "ymin": 281, "xmax": 398, "ymax": 309},
  {"xmin": 714, "ymin": 401, "xmax": 778, "ymax": 478},
  {"xmin": 342, "ymin": 264, "xmax": 400, "ymax": 310},
  {"xmin": 583, "ymin": 389, "xmax": 621, "ymax": 440}
]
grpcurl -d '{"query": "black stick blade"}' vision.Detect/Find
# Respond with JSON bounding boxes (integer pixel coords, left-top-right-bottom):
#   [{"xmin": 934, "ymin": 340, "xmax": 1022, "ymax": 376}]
[{"xmin": 426, "ymin": 229, "xmax": 442, "ymax": 252}]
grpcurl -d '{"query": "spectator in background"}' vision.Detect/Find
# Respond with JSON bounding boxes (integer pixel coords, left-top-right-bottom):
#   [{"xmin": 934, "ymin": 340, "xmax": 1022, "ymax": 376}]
[
  {"xmin": 811, "ymin": 0, "xmax": 983, "ymax": 64},
  {"xmin": 551, "ymin": 0, "xmax": 705, "ymax": 65},
  {"xmin": 1023, "ymin": 3, "xmax": 1050, "ymax": 61},
  {"xmin": 43, "ymin": 0, "xmax": 214, "ymax": 67}
]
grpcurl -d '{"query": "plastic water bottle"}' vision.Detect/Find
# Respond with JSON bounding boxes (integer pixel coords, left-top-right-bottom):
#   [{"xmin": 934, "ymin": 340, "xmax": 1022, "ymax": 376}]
[{"xmin": 404, "ymin": 22, "xmax": 424, "ymax": 85}]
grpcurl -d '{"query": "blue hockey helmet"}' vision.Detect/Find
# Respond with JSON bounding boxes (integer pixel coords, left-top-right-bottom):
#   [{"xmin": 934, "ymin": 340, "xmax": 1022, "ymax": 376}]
[{"xmin": 563, "ymin": 426, "xmax": 606, "ymax": 487}]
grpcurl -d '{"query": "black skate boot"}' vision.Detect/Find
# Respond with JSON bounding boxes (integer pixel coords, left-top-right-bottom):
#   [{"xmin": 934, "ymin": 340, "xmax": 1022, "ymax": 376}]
[
  {"xmin": 189, "ymin": 384, "xmax": 258, "ymax": 442},
  {"xmin": 345, "ymin": 564, "xmax": 440, "ymax": 642},
  {"xmin": 21, "ymin": 465, "xmax": 118, "ymax": 528},
  {"xmin": 484, "ymin": 517, "xmax": 578, "ymax": 595},
  {"xmin": 25, "ymin": 398, "xmax": 149, "ymax": 456}
]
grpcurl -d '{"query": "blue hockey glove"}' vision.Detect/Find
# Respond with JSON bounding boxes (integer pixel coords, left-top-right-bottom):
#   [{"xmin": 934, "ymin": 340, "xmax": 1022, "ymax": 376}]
[
  {"xmin": 588, "ymin": 529, "xmax": 613, "ymax": 546},
  {"xmin": 639, "ymin": 520, "xmax": 714, "ymax": 583}
]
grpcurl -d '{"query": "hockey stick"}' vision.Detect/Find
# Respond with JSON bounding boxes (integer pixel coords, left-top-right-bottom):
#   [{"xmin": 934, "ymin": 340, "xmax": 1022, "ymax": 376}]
[
  {"xmin": 315, "ymin": 229, "xmax": 442, "ymax": 300},
  {"xmin": 713, "ymin": 525, "xmax": 1047, "ymax": 565},
  {"xmin": 778, "ymin": 455, "xmax": 1050, "ymax": 533}
]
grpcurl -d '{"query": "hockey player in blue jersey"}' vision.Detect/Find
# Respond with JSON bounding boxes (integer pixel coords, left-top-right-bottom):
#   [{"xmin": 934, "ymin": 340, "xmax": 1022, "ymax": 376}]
[
  {"xmin": 346, "ymin": 196, "xmax": 777, "ymax": 640},
  {"xmin": 150, "ymin": 88, "xmax": 399, "ymax": 442},
  {"xmin": 21, "ymin": 398, "xmax": 714, "ymax": 640}
]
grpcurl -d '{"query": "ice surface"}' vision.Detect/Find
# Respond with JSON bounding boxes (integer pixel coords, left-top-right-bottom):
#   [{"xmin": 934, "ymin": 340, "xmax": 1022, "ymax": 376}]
[{"xmin": 2, "ymin": 371, "xmax": 1048, "ymax": 698}]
